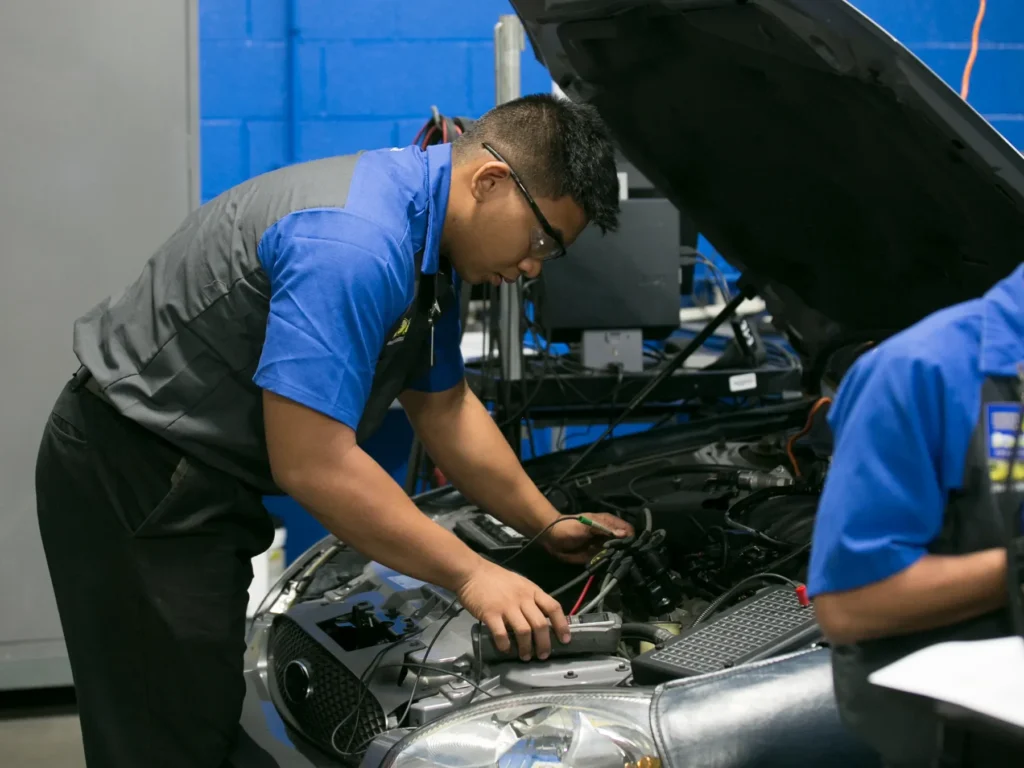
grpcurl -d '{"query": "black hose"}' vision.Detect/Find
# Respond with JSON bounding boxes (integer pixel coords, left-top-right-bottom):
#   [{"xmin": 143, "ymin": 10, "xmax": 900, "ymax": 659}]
[
  {"xmin": 726, "ymin": 485, "xmax": 819, "ymax": 521},
  {"xmin": 723, "ymin": 486, "xmax": 819, "ymax": 547},
  {"xmin": 620, "ymin": 623, "xmax": 675, "ymax": 646}
]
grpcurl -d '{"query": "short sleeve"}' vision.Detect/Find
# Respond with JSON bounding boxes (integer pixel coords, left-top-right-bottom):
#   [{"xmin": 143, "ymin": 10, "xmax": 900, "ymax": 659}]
[
  {"xmin": 807, "ymin": 349, "xmax": 949, "ymax": 597},
  {"xmin": 253, "ymin": 209, "xmax": 409, "ymax": 431},
  {"xmin": 406, "ymin": 277, "xmax": 465, "ymax": 393}
]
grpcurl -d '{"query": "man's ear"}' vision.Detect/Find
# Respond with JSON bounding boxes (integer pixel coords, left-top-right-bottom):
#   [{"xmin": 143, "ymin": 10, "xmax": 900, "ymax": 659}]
[{"xmin": 469, "ymin": 161, "xmax": 510, "ymax": 203}]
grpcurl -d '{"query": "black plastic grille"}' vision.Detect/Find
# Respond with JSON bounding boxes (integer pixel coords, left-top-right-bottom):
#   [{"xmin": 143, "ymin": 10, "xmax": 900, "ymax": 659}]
[
  {"xmin": 268, "ymin": 615, "xmax": 387, "ymax": 761},
  {"xmin": 649, "ymin": 588, "xmax": 815, "ymax": 674}
]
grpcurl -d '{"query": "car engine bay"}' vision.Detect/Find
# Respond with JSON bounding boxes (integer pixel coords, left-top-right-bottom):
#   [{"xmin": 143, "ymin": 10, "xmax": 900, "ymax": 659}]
[{"xmin": 253, "ymin": 400, "xmax": 833, "ymax": 763}]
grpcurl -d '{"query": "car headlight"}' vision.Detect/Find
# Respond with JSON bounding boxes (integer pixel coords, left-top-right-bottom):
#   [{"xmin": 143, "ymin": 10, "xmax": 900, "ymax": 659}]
[{"xmin": 380, "ymin": 689, "xmax": 659, "ymax": 768}]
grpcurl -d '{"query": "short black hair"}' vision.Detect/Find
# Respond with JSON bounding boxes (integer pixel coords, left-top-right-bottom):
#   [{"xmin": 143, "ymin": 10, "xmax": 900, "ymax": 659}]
[{"xmin": 452, "ymin": 93, "xmax": 620, "ymax": 233}]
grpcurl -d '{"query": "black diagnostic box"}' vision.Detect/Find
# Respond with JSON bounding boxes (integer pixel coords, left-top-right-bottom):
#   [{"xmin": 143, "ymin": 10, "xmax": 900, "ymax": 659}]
[{"xmin": 631, "ymin": 586, "xmax": 821, "ymax": 685}]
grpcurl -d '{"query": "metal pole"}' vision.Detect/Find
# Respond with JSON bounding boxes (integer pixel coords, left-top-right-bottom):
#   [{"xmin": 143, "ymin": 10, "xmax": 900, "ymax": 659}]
[
  {"xmin": 494, "ymin": 15, "xmax": 523, "ymax": 385},
  {"xmin": 494, "ymin": 15, "xmax": 525, "ymax": 453}
]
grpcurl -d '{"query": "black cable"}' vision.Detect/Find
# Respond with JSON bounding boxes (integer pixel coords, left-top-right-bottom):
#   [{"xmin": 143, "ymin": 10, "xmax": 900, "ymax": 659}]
[
  {"xmin": 726, "ymin": 486, "xmax": 818, "ymax": 520},
  {"xmin": 395, "ymin": 546, "xmax": 614, "ymax": 732},
  {"xmin": 549, "ymin": 553, "xmax": 614, "ymax": 598},
  {"xmin": 525, "ymin": 417, "xmax": 537, "ymax": 459},
  {"xmin": 498, "ymin": 515, "xmax": 586, "ymax": 567},
  {"xmin": 693, "ymin": 252, "xmax": 733, "ymax": 300},
  {"xmin": 551, "ymin": 290, "xmax": 754, "ymax": 485},
  {"xmin": 723, "ymin": 515, "xmax": 791, "ymax": 548},
  {"xmin": 723, "ymin": 486, "xmax": 818, "ymax": 547},
  {"xmin": 692, "ymin": 572, "xmax": 799, "ymax": 626},
  {"xmin": 717, "ymin": 526, "xmax": 729, "ymax": 569},
  {"xmin": 760, "ymin": 541, "xmax": 811, "ymax": 574},
  {"xmin": 646, "ymin": 412, "xmax": 679, "ymax": 432},
  {"xmin": 398, "ymin": 606, "xmax": 463, "ymax": 725},
  {"xmin": 608, "ymin": 363, "xmax": 624, "ymax": 427},
  {"xmin": 382, "ymin": 662, "xmax": 496, "ymax": 701},
  {"xmin": 333, "ymin": 637, "xmax": 410, "ymax": 756},
  {"xmin": 626, "ymin": 464, "xmax": 739, "ymax": 504}
]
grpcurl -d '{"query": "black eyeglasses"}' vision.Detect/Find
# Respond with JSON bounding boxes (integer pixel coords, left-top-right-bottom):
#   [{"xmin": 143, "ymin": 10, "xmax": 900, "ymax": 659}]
[{"xmin": 481, "ymin": 142, "xmax": 567, "ymax": 262}]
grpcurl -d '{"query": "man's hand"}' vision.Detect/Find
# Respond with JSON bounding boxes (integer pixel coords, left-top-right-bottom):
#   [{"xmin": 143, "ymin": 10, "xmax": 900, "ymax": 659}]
[
  {"xmin": 543, "ymin": 514, "xmax": 634, "ymax": 565},
  {"xmin": 455, "ymin": 560, "xmax": 571, "ymax": 661}
]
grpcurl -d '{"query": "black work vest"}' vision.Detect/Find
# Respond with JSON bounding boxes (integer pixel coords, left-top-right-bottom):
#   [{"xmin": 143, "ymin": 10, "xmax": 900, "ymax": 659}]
[
  {"xmin": 355, "ymin": 258, "xmax": 456, "ymax": 444},
  {"xmin": 831, "ymin": 376, "xmax": 1019, "ymax": 765}
]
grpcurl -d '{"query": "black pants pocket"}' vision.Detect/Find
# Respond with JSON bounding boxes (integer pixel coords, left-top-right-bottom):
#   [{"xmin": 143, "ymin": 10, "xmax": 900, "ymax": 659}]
[{"xmin": 37, "ymin": 381, "xmax": 276, "ymax": 768}]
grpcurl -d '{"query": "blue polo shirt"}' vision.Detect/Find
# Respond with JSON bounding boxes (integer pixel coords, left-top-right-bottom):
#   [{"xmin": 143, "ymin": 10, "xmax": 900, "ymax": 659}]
[
  {"xmin": 251, "ymin": 144, "xmax": 464, "ymax": 431},
  {"xmin": 808, "ymin": 264, "xmax": 1024, "ymax": 597}
]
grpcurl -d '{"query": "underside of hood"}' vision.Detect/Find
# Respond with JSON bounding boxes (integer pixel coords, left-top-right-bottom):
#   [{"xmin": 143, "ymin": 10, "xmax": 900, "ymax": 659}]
[{"xmin": 511, "ymin": 0, "xmax": 1024, "ymax": 361}]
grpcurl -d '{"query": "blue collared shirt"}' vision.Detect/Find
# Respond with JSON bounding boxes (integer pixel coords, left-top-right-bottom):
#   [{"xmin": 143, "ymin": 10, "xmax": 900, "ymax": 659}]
[
  {"xmin": 252, "ymin": 144, "xmax": 464, "ymax": 431},
  {"xmin": 808, "ymin": 264, "xmax": 1024, "ymax": 597}
]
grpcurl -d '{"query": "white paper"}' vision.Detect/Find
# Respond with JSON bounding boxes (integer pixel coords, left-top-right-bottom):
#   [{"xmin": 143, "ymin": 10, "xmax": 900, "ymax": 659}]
[{"xmin": 868, "ymin": 637, "xmax": 1024, "ymax": 728}]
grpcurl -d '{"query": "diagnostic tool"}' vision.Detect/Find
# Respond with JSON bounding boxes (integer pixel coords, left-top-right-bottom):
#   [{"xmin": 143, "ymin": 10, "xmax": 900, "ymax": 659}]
[
  {"xmin": 455, "ymin": 513, "xmax": 527, "ymax": 556},
  {"xmin": 472, "ymin": 612, "xmax": 623, "ymax": 663},
  {"xmin": 630, "ymin": 586, "xmax": 820, "ymax": 684}
]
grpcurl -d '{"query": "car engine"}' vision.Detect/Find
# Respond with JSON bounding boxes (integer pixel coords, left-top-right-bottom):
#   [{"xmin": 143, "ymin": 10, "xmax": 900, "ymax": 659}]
[{"xmin": 258, "ymin": 415, "xmax": 831, "ymax": 763}]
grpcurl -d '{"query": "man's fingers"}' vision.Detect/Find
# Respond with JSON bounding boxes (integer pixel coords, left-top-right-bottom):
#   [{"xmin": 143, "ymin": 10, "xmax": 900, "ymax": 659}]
[
  {"xmin": 484, "ymin": 615, "xmax": 510, "ymax": 653},
  {"xmin": 537, "ymin": 592, "xmax": 571, "ymax": 644},
  {"xmin": 593, "ymin": 514, "xmax": 632, "ymax": 537},
  {"xmin": 506, "ymin": 611, "xmax": 535, "ymax": 660},
  {"xmin": 522, "ymin": 603, "xmax": 552, "ymax": 660}
]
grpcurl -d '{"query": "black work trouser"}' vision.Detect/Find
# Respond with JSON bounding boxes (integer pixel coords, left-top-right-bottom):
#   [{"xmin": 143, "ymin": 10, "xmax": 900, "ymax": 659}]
[{"xmin": 36, "ymin": 379, "xmax": 275, "ymax": 768}]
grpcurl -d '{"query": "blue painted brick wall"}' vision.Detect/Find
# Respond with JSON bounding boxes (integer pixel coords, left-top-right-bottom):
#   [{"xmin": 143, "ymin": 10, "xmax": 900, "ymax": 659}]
[
  {"xmin": 200, "ymin": 1, "xmax": 1024, "ymax": 201},
  {"xmin": 199, "ymin": 0, "xmax": 553, "ymax": 203}
]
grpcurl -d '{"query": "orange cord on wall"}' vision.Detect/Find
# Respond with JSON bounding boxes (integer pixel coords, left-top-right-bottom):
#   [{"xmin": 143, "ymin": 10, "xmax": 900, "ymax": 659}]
[
  {"xmin": 786, "ymin": 397, "xmax": 832, "ymax": 478},
  {"xmin": 960, "ymin": 0, "xmax": 987, "ymax": 100}
]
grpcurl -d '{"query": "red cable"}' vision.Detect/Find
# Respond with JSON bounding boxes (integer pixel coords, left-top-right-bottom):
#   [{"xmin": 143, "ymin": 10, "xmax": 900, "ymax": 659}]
[
  {"xmin": 412, "ymin": 122, "xmax": 428, "ymax": 147},
  {"xmin": 569, "ymin": 575, "xmax": 595, "ymax": 616},
  {"xmin": 786, "ymin": 397, "xmax": 832, "ymax": 478},
  {"xmin": 421, "ymin": 125, "xmax": 437, "ymax": 150},
  {"xmin": 961, "ymin": 0, "xmax": 987, "ymax": 101}
]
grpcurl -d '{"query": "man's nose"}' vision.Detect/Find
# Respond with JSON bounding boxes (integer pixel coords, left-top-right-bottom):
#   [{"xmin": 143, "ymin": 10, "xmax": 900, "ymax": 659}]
[{"xmin": 519, "ymin": 258, "xmax": 542, "ymax": 280}]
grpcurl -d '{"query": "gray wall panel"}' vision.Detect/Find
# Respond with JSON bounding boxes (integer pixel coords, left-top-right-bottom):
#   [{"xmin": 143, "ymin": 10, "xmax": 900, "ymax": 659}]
[{"xmin": 0, "ymin": 1, "xmax": 199, "ymax": 689}]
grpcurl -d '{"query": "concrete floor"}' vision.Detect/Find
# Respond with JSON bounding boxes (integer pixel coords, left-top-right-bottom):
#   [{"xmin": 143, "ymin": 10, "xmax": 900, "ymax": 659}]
[{"xmin": 0, "ymin": 689, "xmax": 85, "ymax": 768}]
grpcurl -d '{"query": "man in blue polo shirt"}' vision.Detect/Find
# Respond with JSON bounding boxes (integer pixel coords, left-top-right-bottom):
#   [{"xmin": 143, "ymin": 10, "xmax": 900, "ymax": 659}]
[
  {"xmin": 34, "ymin": 94, "xmax": 630, "ymax": 768},
  {"xmin": 808, "ymin": 264, "xmax": 1024, "ymax": 766}
]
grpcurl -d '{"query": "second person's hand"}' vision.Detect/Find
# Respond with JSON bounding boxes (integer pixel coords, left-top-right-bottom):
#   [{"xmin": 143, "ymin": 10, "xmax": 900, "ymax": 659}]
[{"xmin": 454, "ymin": 559, "xmax": 570, "ymax": 661}]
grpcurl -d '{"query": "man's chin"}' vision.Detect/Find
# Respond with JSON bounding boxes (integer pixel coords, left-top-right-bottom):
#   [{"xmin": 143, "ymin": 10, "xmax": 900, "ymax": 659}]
[
  {"xmin": 449, "ymin": 265, "xmax": 501, "ymax": 287},
  {"xmin": 462, "ymin": 272, "xmax": 500, "ymax": 288}
]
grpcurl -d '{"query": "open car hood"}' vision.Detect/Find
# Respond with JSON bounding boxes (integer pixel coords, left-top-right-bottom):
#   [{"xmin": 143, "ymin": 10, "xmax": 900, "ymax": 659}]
[{"xmin": 510, "ymin": 0, "xmax": 1024, "ymax": 364}]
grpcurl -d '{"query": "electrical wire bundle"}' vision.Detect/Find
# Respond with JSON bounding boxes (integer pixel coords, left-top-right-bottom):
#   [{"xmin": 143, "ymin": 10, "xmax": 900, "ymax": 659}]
[
  {"xmin": 410, "ymin": 106, "xmax": 474, "ymax": 149},
  {"xmin": 325, "ymin": 514, "xmax": 622, "ymax": 759}
]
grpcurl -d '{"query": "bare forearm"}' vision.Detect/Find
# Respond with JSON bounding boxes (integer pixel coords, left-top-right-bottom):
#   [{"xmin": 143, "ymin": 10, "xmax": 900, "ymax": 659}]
[
  {"xmin": 279, "ymin": 444, "xmax": 486, "ymax": 593},
  {"xmin": 403, "ymin": 384, "xmax": 559, "ymax": 537},
  {"xmin": 815, "ymin": 549, "xmax": 1008, "ymax": 645}
]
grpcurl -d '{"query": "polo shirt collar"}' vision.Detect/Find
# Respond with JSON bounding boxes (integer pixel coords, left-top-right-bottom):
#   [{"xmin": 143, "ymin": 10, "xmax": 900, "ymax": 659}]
[
  {"xmin": 980, "ymin": 262, "xmax": 1024, "ymax": 377},
  {"xmin": 420, "ymin": 143, "xmax": 452, "ymax": 276}
]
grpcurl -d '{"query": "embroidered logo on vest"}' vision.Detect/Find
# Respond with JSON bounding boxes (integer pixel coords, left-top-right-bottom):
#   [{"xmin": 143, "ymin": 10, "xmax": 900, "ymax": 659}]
[
  {"xmin": 986, "ymin": 402, "xmax": 1024, "ymax": 488},
  {"xmin": 387, "ymin": 317, "xmax": 411, "ymax": 346}
]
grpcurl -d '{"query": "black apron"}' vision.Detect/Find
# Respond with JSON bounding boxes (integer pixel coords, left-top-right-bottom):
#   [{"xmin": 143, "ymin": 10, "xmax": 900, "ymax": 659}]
[
  {"xmin": 355, "ymin": 256, "xmax": 456, "ymax": 443},
  {"xmin": 831, "ymin": 375, "xmax": 1021, "ymax": 766}
]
